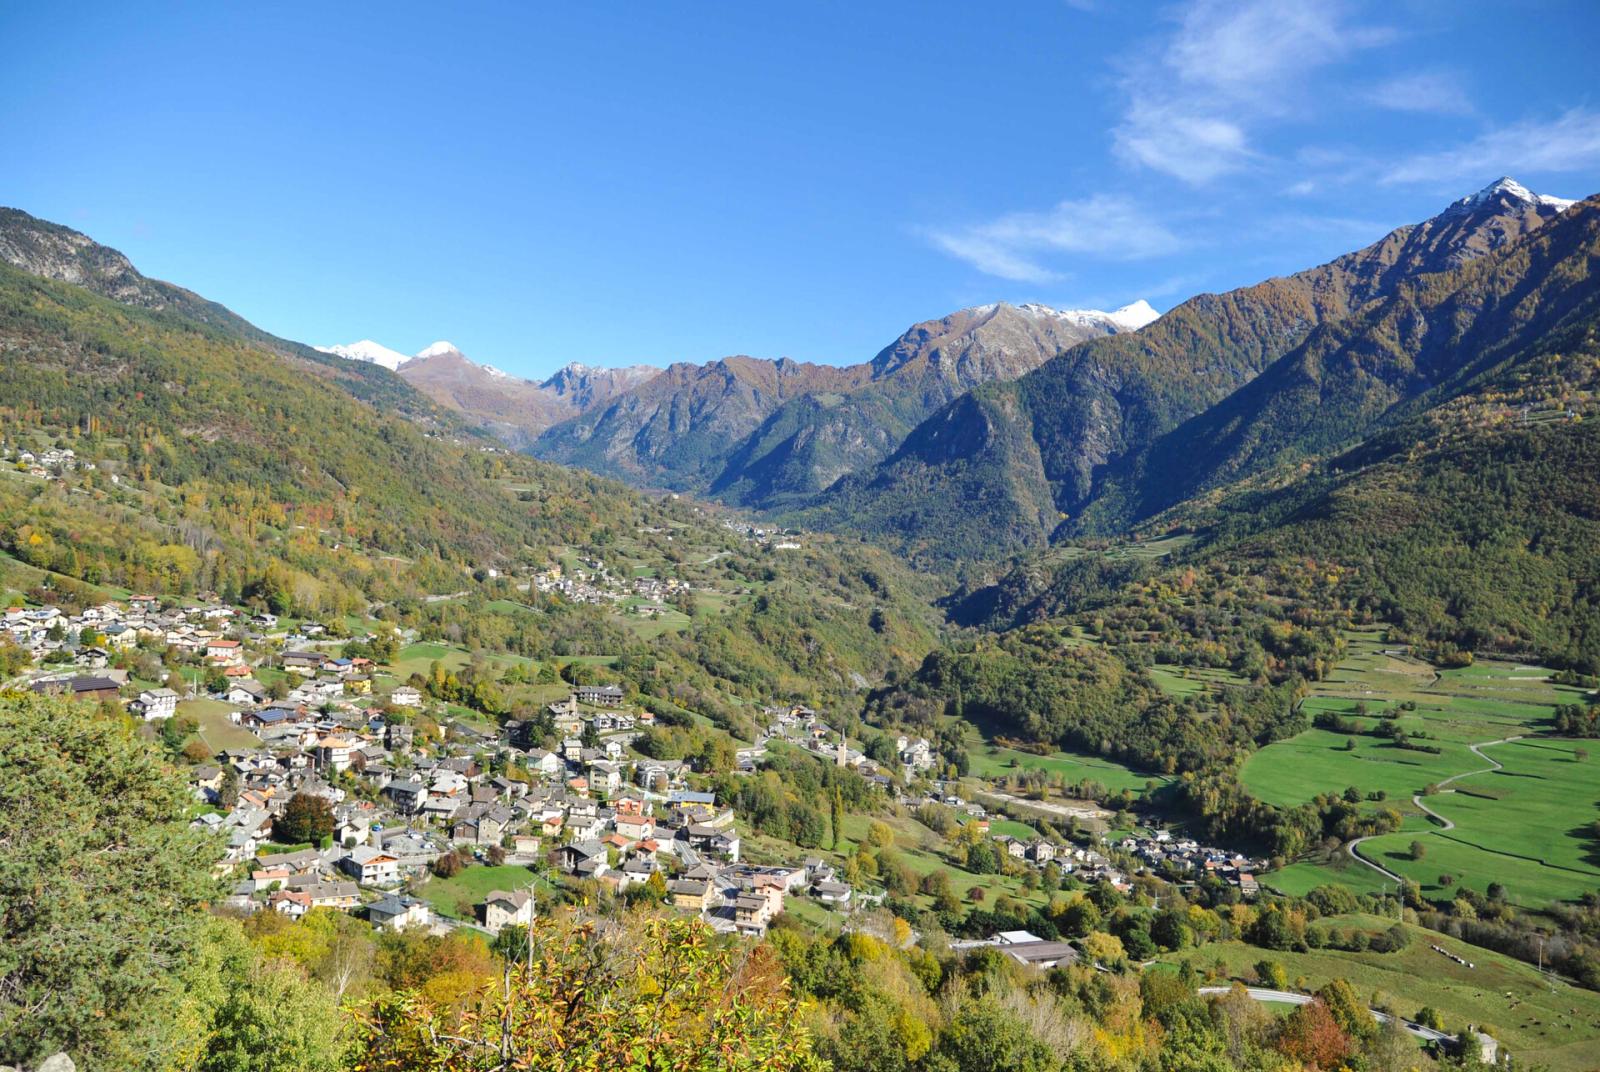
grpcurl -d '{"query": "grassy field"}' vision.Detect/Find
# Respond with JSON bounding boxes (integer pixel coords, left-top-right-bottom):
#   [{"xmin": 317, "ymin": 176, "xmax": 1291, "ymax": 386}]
[
  {"xmin": 392, "ymin": 641, "xmax": 472, "ymax": 679},
  {"xmin": 1351, "ymin": 738, "xmax": 1600, "ymax": 906},
  {"xmin": 960, "ymin": 722, "xmax": 1167, "ymax": 794},
  {"xmin": 181, "ymin": 698, "xmax": 258, "ymax": 750},
  {"xmin": 418, "ymin": 863, "xmax": 548, "ymax": 921},
  {"xmin": 1265, "ymin": 852, "xmax": 1396, "ymax": 898},
  {"xmin": 1147, "ymin": 663, "xmax": 1251, "ymax": 699},
  {"xmin": 389, "ymin": 640, "xmax": 537, "ymax": 682},
  {"xmin": 986, "ymin": 818, "xmax": 1042, "ymax": 840},
  {"xmin": 618, "ymin": 598, "xmax": 692, "ymax": 639},
  {"xmin": 1164, "ymin": 913, "xmax": 1600, "ymax": 1072},
  {"xmin": 1250, "ymin": 633, "xmax": 1600, "ymax": 907}
]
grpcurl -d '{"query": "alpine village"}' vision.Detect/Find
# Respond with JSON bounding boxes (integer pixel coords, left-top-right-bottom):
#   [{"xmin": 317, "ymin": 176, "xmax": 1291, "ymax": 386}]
[{"xmin": 3, "ymin": 6, "xmax": 1600, "ymax": 1072}]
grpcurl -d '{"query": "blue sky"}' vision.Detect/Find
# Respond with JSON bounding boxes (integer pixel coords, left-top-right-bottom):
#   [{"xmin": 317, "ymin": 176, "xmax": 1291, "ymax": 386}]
[{"xmin": 4, "ymin": 1, "xmax": 1598, "ymax": 377}]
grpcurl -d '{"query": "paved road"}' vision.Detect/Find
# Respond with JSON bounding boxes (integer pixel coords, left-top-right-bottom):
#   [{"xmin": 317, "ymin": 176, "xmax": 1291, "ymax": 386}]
[
  {"xmin": 1346, "ymin": 735, "xmax": 1521, "ymax": 881},
  {"xmin": 1409, "ymin": 736, "xmax": 1518, "ymax": 830},
  {"xmin": 1196, "ymin": 986, "xmax": 1494, "ymax": 1058}
]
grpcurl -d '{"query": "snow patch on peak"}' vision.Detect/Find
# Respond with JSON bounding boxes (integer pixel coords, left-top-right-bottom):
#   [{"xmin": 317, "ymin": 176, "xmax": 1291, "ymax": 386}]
[
  {"xmin": 1108, "ymin": 299, "xmax": 1160, "ymax": 330},
  {"xmin": 1010, "ymin": 299, "xmax": 1159, "ymax": 332},
  {"xmin": 482, "ymin": 364, "xmax": 509, "ymax": 379},
  {"xmin": 415, "ymin": 340, "xmax": 462, "ymax": 360},
  {"xmin": 314, "ymin": 339, "xmax": 410, "ymax": 371},
  {"xmin": 1449, "ymin": 176, "xmax": 1576, "ymax": 215}
]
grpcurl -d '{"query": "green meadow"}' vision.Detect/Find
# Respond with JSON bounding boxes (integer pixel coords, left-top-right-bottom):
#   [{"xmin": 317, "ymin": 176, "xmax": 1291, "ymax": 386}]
[
  {"xmin": 418, "ymin": 863, "xmax": 552, "ymax": 921},
  {"xmin": 1249, "ymin": 632, "xmax": 1600, "ymax": 907},
  {"xmin": 1164, "ymin": 913, "xmax": 1600, "ymax": 1072},
  {"xmin": 959, "ymin": 721, "xmax": 1168, "ymax": 795}
]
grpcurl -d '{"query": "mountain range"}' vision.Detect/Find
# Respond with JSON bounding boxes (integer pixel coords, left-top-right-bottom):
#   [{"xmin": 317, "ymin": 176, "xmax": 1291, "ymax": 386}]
[
  {"xmin": 795, "ymin": 177, "xmax": 1590, "ymax": 562},
  {"xmin": 322, "ymin": 178, "xmax": 1585, "ymax": 549},
  {"xmin": 2, "ymin": 176, "xmax": 1593, "ymax": 672},
  {"xmin": 314, "ymin": 298, "xmax": 1159, "ymax": 499}
]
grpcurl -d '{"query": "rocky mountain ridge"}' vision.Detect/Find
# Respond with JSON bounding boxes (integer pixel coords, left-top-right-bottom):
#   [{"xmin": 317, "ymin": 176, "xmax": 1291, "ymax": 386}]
[{"xmin": 531, "ymin": 298, "xmax": 1157, "ymax": 501}]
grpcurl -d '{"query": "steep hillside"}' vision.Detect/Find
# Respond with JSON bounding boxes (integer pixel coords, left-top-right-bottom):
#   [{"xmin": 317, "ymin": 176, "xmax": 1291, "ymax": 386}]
[
  {"xmin": 800, "ymin": 179, "xmax": 1576, "ymax": 564},
  {"xmin": 540, "ymin": 360, "xmax": 659, "ymax": 410},
  {"xmin": 946, "ymin": 225, "xmax": 1600, "ymax": 668},
  {"xmin": 0, "ymin": 259, "xmax": 627, "ymax": 584},
  {"xmin": 1081, "ymin": 194, "xmax": 1600, "ymax": 531},
  {"xmin": 304, "ymin": 339, "xmax": 659, "ymax": 448},
  {"xmin": 0, "ymin": 210, "xmax": 940, "ymax": 702},
  {"xmin": 396, "ymin": 344, "xmax": 580, "ymax": 447},
  {"xmin": 533, "ymin": 355, "xmax": 872, "ymax": 489},
  {"xmin": 533, "ymin": 300, "xmax": 1150, "ymax": 502},
  {"xmin": 0, "ymin": 208, "xmax": 432, "ymax": 416}
]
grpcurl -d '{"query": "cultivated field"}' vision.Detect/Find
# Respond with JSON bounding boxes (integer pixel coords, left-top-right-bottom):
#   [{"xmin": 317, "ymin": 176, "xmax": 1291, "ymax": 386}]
[{"xmin": 1252, "ymin": 631, "xmax": 1599, "ymax": 906}]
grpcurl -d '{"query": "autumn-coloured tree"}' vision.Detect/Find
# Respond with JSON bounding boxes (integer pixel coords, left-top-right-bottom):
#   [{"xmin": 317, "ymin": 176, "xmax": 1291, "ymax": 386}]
[
  {"xmin": 276, "ymin": 791, "xmax": 335, "ymax": 846},
  {"xmin": 348, "ymin": 914, "xmax": 828, "ymax": 1072},
  {"xmin": 1314, "ymin": 978, "xmax": 1373, "ymax": 1040},
  {"xmin": 1275, "ymin": 998, "xmax": 1351, "ymax": 1070}
]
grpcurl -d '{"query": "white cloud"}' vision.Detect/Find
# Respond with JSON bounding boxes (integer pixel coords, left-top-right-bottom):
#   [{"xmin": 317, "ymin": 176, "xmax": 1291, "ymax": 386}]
[
  {"xmin": 1113, "ymin": 99, "xmax": 1252, "ymax": 184},
  {"xmin": 1111, "ymin": 0, "xmax": 1392, "ymax": 184},
  {"xmin": 1165, "ymin": 0, "xmax": 1386, "ymax": 109},
  {"xmin": 1384, "ymin": 107, "xmax": 1600, "ymax": 187},
  {"xmin": 927, "ymin": 195, "xmax": 1180, "ymax": 282},
  {"xmin": 1363, "ymin": 71, "xmax": 1473, "ymax": 115}
]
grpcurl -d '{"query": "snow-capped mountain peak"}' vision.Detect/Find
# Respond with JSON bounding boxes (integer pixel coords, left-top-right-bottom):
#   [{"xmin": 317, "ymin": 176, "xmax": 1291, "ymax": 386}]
[
  {"xmin": 1448, "ymin": 176, "xmax": 1576, "ymax": 215},
  {"xmin": 313, "ymin": 339, "xmax": 411, "ymax": 371},
  {"xmin": 415, "ymin": 340, "xmax": 463, "ymax": 360},
  {"xmin": 1107, "ymin": 299, "xmax": 1160, "ymax": 330},
  {"xmin": 1012, "ymin": 298, "xmax": 1160, "ymax": 332}
]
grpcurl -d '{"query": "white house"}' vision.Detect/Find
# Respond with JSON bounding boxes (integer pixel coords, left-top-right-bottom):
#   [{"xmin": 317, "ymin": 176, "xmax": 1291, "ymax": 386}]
[
  {"xmin": 367, "ymin": 893, "xmax": 431, "ymax": 930},
  {"xmin": 390, "ymin": 685, "xmax": 422, "ymax": 708},
  {"xmin": 340, "ymin": 846, "xmax": 401, "ymax": 886},
  {"xmin": 135, "ymin": 688, "xmax": 179, "ymax": 721}
]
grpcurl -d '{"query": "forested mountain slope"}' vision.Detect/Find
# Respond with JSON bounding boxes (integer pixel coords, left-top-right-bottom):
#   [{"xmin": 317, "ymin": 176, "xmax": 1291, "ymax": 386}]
[
  {"xmin": 1079, "ymin": 195, "xmax": 1600, "ymax": 531},
  {"xmin": 799, "ymin": 180, "xmax": 1576, "ymax": 564},
  {"xmin": 533, "ymin": 355, "xmax": 872, "ymax": 491},
  {"xmin": 944, "ymin": 213, "xmax": 1600, "ymax": 671},
  {"xmin": 0, "ymin": 209, "xmax": 940, "ymax": 700},
  {"xmin": 0, "ymin": 208, "xmax": 433, "ymax": 415}
]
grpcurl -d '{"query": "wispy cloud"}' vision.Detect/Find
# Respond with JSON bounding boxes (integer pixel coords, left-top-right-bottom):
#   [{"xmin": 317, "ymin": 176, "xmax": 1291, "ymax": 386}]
[
  {"xmin": 927, "ymin": 195, "xmax": 1180, "ymax": 282},
  {"xmin": 1113, "ymin": 100, "xmax": 1252, "ymax": 185},
  {"xmin": 1112, "ymin": 0, "xmax": 1393, "ymax": 185},
  {"xmin": 1383, "ymin": 107, "xmax": 1600, "ymax": 187},
  {"xmin": 1363, "ymin": 70, "xmax": 1473, "ymax": 115}
]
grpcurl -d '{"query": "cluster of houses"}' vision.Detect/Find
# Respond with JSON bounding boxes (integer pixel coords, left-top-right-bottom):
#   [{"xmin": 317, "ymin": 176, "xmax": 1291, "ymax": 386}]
[
  {"xmin": 4, "ymin": 593, "xmax": 339, "ymax": 682},
  {"xmin": 719, "ymin": 520, "xmax": 802, "ymax": 550},
  {"xmin": 3, "ymin": 443, "xmax": 88, "ymax": 480},
  {"xmin": 1114, "ymin": 830, "xmax": 1266, "ymax": 898},
  {"xmin": 525, "ymin": 557, "xmax": 692, "ymax": 610},
  {"xmin": 7, "ymin": 587, "xmax": 1266, "ymax": 957},
  {"xmin": 190, "ymin": 695, "xmax": 856, "ymax": 938}
]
